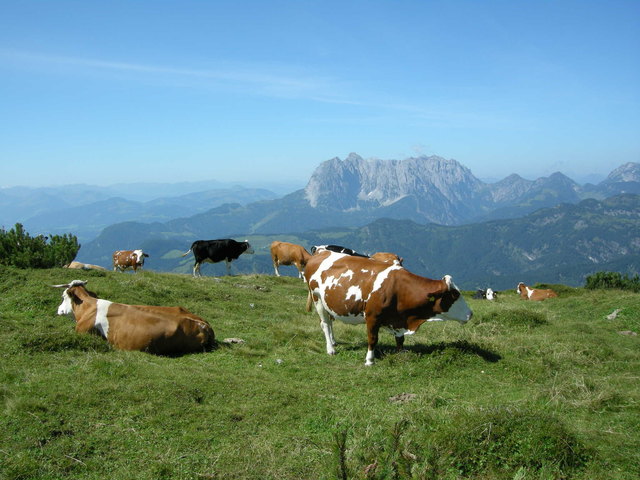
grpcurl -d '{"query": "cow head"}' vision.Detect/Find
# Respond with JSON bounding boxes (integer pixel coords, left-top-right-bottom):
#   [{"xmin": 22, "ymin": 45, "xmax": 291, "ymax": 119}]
[
  {"xmin": 431, "ymin": 275, "xmax": 473, "ymax": 323},
  {"xmin": 133, "ymin": 250, "xmax": 149, "ymax": 265},
  {"xmin": 52, "ymin": 280, "xmax": 88, "ymax": 315},
  {"xmin": 243, "ymin": 240, "xmax": 255, "ymax": 254},
  {"xmin": 485, "ymin": 288, "xmax": 496, "ymax": 300}
]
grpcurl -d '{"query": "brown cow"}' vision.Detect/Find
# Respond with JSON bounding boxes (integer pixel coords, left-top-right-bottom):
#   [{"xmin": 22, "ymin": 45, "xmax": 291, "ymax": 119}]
[
  {"xmin": 270, "ymin": 241, "xmax": 311, "ymax": 278},
  {"xmin": 304, "ymin": 250, "xmax": 472, "ymax": 365},
  {"xmin": 65, "ymin": 261, "xmax": 108, "ymax": 271},
  {"xmin": 53, "ymin": 280, "xmax": 215, "ymax": 354},
  {"xmin": 516, "ymin": 282, "xmax": 558, "ymax": 301},
  {"xmin": 370, "ymin": 252, "xmax": 404, "ymax": 266},
  {"xmin": 113, "ymin": 249, "xmax": 149, "ymax": 273}
]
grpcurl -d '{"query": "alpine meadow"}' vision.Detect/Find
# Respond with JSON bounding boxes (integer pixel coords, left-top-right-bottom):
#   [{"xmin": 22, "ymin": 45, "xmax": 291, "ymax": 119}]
[{"xmin": 1, "ymin": 266, "xmax": 639, "ymax": 479}]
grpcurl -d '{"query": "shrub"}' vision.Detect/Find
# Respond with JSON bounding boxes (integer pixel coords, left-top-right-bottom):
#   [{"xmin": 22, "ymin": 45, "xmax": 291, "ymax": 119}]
[
  {"xmin": 0, "ymin": 223, "xmax": 80, "ymax": 268},
  {"xmin": 584, "ymin": 271, "xmax": 640, "ymax": 292}
]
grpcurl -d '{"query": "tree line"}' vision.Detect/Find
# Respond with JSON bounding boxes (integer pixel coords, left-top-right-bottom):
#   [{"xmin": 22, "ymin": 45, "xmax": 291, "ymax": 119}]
[{"xmin": 0, "ymin": 223, "xmax": 80, "ymax": 268}]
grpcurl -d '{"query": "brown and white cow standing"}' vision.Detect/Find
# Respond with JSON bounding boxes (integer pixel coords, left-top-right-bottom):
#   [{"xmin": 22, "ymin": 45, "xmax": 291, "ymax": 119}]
[
  {"xmin": 270, "ymin": 241, "xmax": 311, "ymax": 278},
  {"xmin": 113, "ymin": 249, "xmax": 149, "ymax": 273},
  {"xmin": 53, "ymin": 280, "xmax": 215, "ymax": 354},
  {"xmin": 516, "ymin": 282, "xmax": 558, "ymax": 301},
  {"xmin": 304, "ymin": 250, "xmax": 472, "ymax": 365}
]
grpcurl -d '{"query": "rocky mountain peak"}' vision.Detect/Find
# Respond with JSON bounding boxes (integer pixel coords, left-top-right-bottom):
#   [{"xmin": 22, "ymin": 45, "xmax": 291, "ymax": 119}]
[
  {"xmin": 304, "ymin": 154, "xmax": 484, "ymax": 214},
  {"xmin": 604, "ymin": 162, "xmax": 640, "ymax": 183}
]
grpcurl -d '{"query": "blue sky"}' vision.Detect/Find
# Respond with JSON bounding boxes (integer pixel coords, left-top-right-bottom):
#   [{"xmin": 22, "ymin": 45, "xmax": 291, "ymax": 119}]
[{"xmin": 1, "ymin": 0, "xmax": 638, "ymax": 189}]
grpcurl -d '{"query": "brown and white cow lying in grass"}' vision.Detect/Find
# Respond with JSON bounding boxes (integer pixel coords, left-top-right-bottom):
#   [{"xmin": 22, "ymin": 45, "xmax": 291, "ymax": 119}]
[
  {"xmin": 53, "ymin": 280, "xmax": 215, "ymax": 355},
  {"xmin": 270, "ymin": 241, "xmax": 311, "ymax": 278},
  {"xmin": 304, "ymin": 250, "xmax": 472, "ymax": 365},
  {"xmin": 517, "ymin": 282, "xmax": 558, "ymax": 301},
  {"xmin": 65, "ymin": 261, "xmax": 108, "ymax": 271}
]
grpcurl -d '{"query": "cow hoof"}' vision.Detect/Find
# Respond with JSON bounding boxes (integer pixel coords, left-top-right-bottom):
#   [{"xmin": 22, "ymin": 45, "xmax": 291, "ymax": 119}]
[{"xmin": 365, "ymin": 360, "xmax": 374, "ymax": 366}]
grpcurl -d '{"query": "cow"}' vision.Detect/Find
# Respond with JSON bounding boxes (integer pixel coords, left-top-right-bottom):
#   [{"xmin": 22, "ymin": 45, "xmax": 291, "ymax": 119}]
[
  {"xmin": 312, "ymin": 245, "xmax": 403, "ymax": 266},
  {"xmin": 472, "ymin": 288, "xmax": 497, "ymax": 300},
  {"xmin": 311, "ymin": 244, "xmax": 369, "ymax": 257},
  {"xmin": 52, "ymin": 280, "xmax": 215, "ymax": 354},
  {"xmin": 113, "ymin": 249, "xmax": 149, "ymax": 273},
  {"xmin": 65, "ymin": 261, "xmax": 108, "ymax": 271},
  {"xmin": 370, "ymin": 252, "xmax": 404, "ymax": 266},
  {"xmin": 270, "ymin": 241, "xmax": 311, "ymax": 278},
  {"xmin": 517, "ymin": 282, "xmax": 558, "ymax": 301},
  {"xmin": 182, "ymin": 239, "xmax": 255, "ymax": 277},
  {"xmin": 304, "ymin": 250, "xmax": 473, "ymax": 365}
]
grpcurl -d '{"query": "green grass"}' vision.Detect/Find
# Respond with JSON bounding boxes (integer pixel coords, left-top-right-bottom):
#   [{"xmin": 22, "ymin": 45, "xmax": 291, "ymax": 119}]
[{"xmin": 1, "ymin": 265, "xmax": 639, "ymax": 479}]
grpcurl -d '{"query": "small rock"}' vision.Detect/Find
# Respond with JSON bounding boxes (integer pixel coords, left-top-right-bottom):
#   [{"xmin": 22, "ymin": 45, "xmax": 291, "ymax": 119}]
[
  {"xmin": 618, "ymin": 330, "xmax": 637, "ymax": 336},
  {"xmin": 275, "ymin": 358, "xmax": 284, "ymax": 365},
  {"xmin": 222, "ymin": 338, "xmax": 245, "ymax": 344},
  {"xmin": 389, "ymin": 393, "xmax": 417, "ymax": 403},
  {"xmin": 607, "ymin": 308, "xmax": 622, "ymax": 320}
]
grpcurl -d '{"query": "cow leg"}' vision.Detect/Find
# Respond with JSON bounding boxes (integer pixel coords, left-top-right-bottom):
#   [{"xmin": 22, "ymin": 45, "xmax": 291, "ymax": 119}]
[
  {"xmin": 395, "ymin": 334, "xmax": 405, "ymax": 351},
  {"xmin": 365, "ymin": 316, "xmax": 381, "ymax": 366},
  {"xmin": 273, "ymin": 260, "xmax": 280, "ymax": 276},
  {"xmin": 225, "ymin": 259, "xmax": 231, "ymax": 275},
  {"xmin": 193, "ymin": 262, "xmax": 200, "ymax": 278},
  {"xmin": 313, "ymin": 303, "xmax": 336, "ymax": 355}
]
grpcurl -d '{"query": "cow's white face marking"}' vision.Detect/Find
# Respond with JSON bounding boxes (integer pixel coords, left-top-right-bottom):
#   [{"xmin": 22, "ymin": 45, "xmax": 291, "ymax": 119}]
[
  {"xmin": 486, "ymin": 288, "xmax": 495, "ymax": 300},
  {"xmin": 431, "ymin": 295, "xmax": 472, "ymax": 323},
  {"xmin": 431, "ymin": 278, "xmax": 473, "ymax": 323},
  {"xmin": 57, "ymin": 290, "xmax": 73, "ymax": 316},
  {"xmin": 95, "ymin": 299, "xmax": 112, "ymax": 338},
  {"xmin": 133, "ymin": 250, "xmax": 145, "ymax": 264}
]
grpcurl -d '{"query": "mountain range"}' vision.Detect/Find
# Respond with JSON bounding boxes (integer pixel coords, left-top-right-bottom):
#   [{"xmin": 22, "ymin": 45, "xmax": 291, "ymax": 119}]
[
  {"xmin": 3, "ymin": 154, "xmax": 638, "ymax": 288},
  {"xmin": 63, "ymin": 154, "xmax": 640, "ymax": 289},
  {"xmin": 0, "ymin": 183, "xmax": 279, "ymax": 242}
]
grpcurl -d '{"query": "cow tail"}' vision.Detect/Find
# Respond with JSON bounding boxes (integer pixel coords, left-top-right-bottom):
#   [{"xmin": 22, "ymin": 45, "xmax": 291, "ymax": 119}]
[
  {"xmin": 305, "ymin": 289, "xmax": 314, "ymax": 312},
  {"xmin": 181, "ymin": 248, "xmax": 192, "ymax": 257}
]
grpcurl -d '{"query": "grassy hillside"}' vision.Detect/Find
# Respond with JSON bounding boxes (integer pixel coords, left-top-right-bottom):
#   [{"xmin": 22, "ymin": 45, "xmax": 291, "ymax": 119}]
[{"xmin": 1, "ymin": 266, "xmax": 639, "ymax": 479}]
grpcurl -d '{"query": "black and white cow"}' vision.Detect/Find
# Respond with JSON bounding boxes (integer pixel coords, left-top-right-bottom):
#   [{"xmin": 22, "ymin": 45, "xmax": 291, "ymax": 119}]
[
  {"xmin": 472, "ymin": 288, "xmax": 497, "ymax": 300},
  {"xmin": 182, "ymin": 239, "xmax": 255, "ymax": 277},
  {"xmin": 311, "ymin": 244, "xmax": 369, "ymax": 257}
]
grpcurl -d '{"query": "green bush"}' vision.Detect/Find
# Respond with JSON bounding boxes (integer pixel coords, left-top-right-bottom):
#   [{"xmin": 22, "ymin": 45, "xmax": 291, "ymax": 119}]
[
  {"xmin": 585, "ymin": 271, "xmax": 640, "ymax": 292},
  {"xmin": 0, "ymin": 223, "xmax": 80, "ymax": 268}
]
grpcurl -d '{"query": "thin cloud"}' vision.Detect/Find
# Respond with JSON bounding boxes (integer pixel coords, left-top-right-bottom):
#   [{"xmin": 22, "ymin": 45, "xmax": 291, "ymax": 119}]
[
  {"xmin": 0, "ymin": 48, "xmax": 338, "ymax": 99},
  {"xmin": 0, "ymin": 49, "xmax": 505, "ymax": 128}
]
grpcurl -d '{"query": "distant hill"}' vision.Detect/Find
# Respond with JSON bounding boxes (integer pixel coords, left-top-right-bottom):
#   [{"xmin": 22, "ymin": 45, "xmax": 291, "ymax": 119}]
[
  {"xmin": 78, "ymin": 194, "xmax": 640, "ymax": 290},
  {"xmin": 1, "ymin": 185, "xmax": 279, "ymax": 242}
]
